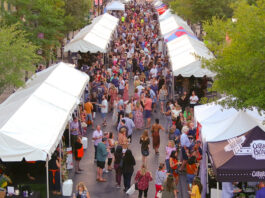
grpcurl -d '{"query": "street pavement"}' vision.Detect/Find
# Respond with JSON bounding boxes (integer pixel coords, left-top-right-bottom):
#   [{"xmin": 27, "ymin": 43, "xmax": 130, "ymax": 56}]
[{"xmin": 73, "ymin": 82, "xmax": 189, "ymax": 198}]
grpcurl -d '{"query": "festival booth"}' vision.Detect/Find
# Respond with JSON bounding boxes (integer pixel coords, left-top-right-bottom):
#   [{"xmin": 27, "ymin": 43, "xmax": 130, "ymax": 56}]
[
  {"xmin": 160, "ymin": 15, "xmax": 194, "ymax": 36},
  {"xmin": 194, "ymin": 102, "xmax": 265, "ymax": 198},
  {"xmin": 156, "ymin": 4, "xmax": 215, "ymax": 99},
  {"xmin": 64, "ymin": 13, "xmax": 119, "ymax": 53},
  {"xmin": 158, "ymin": 9, "xmax": 172, "ymax": 22},
  {"xmin": 0, "ymin": 62, "xmax": 89, "ymax": 197},
  {"xmin": 166, "ymin": 34, "xmax": 215, "ymax": 99},
  {"xmin": 64, "ymin": 13, "xmax": 119, "ymax": 69},
  {"xmin": 106, "ymin": 0, "xmax": 125, "ymax": 11}
]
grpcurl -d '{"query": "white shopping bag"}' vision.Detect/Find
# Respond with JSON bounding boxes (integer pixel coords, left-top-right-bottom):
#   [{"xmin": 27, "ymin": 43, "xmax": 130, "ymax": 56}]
[
  {"xmin": 157, "ymin": 191, "xmax": 162, "ymax": 198},
  {"xmin": 126, "ymin": 184, "xmax": 135, "ymax": 195}
]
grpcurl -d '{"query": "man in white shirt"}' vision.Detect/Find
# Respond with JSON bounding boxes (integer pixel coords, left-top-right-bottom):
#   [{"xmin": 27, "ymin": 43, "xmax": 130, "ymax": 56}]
[
  {"xmin": 118, "ymin": 76, "xmax": 125, "ymax": 95},
  {"xmin": 92, "ymin": 125, "xmax": 103, "ymax": 161},
  {"xmin": 100, "ymin": 95, "xmax": 108, "ymax": 126},
  {"xmin": 136, "ymin": 83, "xmax": 145, "ymax": 96},
  {"xmin": 150, "ymin": 65, "xmax": 158, "ymax": 78}
]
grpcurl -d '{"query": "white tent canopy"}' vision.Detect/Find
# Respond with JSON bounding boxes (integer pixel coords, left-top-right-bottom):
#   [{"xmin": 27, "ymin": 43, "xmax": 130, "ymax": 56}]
[
  {"xmin": 159, "ymin": 9, "xmax": 172, "ymax": 21},
  {"xmin": 64, "ymin": 13, "xmax": 119, "ymax": 53},
  {"xmin": 167, "ymin": 35, "xmax": 215, "ymax": 77},
  {"xmin": 106, "ymin": 1, "xmax": 125, "ymax": 11},
  {"xmin": 153, "ymin": 0, "xmax": 163, "ymax": 7},
  {"xmin": 160, "ymin": 15, "xmax": 194, "ymax": 36},
  {"xmin": 194, "ymin": 101, "xmax": 265, "ymax": 142},
  {"xmin": 0, "ymin": 62, "xmax": 89, "ymax": 162}
]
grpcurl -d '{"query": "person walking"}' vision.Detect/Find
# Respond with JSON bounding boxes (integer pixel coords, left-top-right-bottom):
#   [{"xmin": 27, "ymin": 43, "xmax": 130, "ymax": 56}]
[
  {"xmin": 161, "ymin": 174, "xmax": 178, "ymax": 198},
  {"xmin": 122, "ymin": 114, "xmax": 135, "ymax": 142},
  {"xmin": 144, "ymin": 93, "xmax": 152, "ymax": 129},
  {"xmin": 99, "ymin": 95, "xmax": 108, "ymax": 126},
  {"xmin": 165, "ymin": 140, "xmax": 176, "ymax": 173},
  {"xmin": 140, "ymin": 130, "xmax": 150, "ymax": 165},
  {"xmin": 84, "ymin": 99, "xmax": 93, "ymax": 127},
  {"xmin": 114, "ymin": 145, "xmax": 123, "ymax": 188},
  {"xmin": 151, "ymin": 118, "xmax": 165, "ymax": 154},
  {"xmin": 134, "ymin": 165, "xmax": 153, "ymax": 198},
  {"xmin": 123, "ymin": 82, "xmax": 129, "ymax": 102},
  {"xmin": 92, "ymin": 125, "xmax": 103, "ymax": 162},
  {"xmin": 107, "ymin": 132, "xmax": 115, "ymax": 171},
  {"xmin": 122, "ymin": 149, "xmax": 136, "ymax": 192},
  {"xmin": 118, "ymin": 127, "xmax": 129, "ymax": 150},
  {"xmin": 158, "ymin": 85, "xmax": 168, "ymax": 113},
  {"xmin": 73, "ymin": 182, "xmax": 91, "ymax": 198},
  {"xmin": 155, "ymin": 163, "xmax": 167, "ymax": 198},
  {"xmin": 169, "ymin": 150, "xmax": 179, "ymax": 186},
  {"xmin": 96, "ymin": 137, "xmax": 109, "ymax": 182},
  {"xmin": 134, "ymin": 101, "xmax": 144, "ymax": 129}
]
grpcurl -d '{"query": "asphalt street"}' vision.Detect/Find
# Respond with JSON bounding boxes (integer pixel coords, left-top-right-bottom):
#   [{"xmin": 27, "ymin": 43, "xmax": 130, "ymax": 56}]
[{"xmin": 73, "ymin": 85, "xmax": 189, "ymax": 198}]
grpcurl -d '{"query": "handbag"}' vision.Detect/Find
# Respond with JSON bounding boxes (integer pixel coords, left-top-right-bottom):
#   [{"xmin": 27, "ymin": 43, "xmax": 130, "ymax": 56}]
[
  {"xmin": 110, "ymin": 147, "xmax": 115, "ymax": 153},
  {"xmin": 142, "ymin": 149, "xmax": 149, "ymax": 156},
  {"xmin": 157, "ymin": 191, "xmax": 162, "ymax": 198},
  {"xmin": 126, "ymin": 184, "xmax": 135, "ymax": 195}
]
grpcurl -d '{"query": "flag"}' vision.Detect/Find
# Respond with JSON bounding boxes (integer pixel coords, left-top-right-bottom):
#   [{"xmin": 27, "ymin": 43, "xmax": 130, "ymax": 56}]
[
  {"xmin": 157, "ymin": 7, "xmax": 166, "ymax": 15},
  {"xmin": 196, "ymin": 122, "xmax": 202, "ymax": 141},
  {"xmin": 164, "ymin": 26, "xmax": 197, "ymax": 43}
]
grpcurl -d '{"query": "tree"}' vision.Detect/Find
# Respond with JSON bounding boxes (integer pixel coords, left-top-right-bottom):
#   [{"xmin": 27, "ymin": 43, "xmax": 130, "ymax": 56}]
[
  {"xmin": 203, "ymin": 0, "xmax": 265, "ymax": 110},
  {"xmin": 64, "ymin": 0, "xmax": 92, "ymax": 32},
  {"xmin": 0, "ymin": 24, "xmax": 40, "ymax": 93},
  {"xmin": 170, "ymin": 0, "xmax": 234, "ymax": 23},
  {"xmin": 3, "ymin": 0, "xmax": 67, "ymax": 64}
]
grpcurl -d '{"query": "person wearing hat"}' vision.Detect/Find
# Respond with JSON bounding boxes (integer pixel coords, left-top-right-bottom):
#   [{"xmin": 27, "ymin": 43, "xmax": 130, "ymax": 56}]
[{"xmin": 96, "ymin": 137, "xmax": 109, "ymax": 182}]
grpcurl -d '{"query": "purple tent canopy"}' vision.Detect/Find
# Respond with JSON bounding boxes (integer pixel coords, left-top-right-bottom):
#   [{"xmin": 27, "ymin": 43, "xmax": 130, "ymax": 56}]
[{"xmin": 208, "ymin": 126, "xmax": 265, "ymax": 182}]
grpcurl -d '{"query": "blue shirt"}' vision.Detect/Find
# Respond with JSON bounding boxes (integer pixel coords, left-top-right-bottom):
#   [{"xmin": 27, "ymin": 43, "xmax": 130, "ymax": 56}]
[
  {"xmin": 256, "ymin": 187, "xmax": 265, "ymax": 198},
  {"xmin": 117, "ymin": 117, "xmax": 135, "ymax": 136},
  {"xmin": 180, "ymin": 133, "xmax": 191, "ymax": 148},
  {"xmin": 96, "ymin": 142, "xmax": 108, "ymax": 162}
]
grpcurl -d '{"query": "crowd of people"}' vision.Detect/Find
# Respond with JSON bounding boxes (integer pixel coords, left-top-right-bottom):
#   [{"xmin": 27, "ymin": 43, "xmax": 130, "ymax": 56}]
[{"xmin": 66, "ymin": 1, "xmax": 205, "ymax": 198}]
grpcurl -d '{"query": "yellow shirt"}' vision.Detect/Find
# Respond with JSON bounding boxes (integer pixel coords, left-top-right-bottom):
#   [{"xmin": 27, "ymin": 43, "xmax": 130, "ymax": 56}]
[{"xmin": 191, "ymin": 185, "xmax": 201, "ymax": 198}]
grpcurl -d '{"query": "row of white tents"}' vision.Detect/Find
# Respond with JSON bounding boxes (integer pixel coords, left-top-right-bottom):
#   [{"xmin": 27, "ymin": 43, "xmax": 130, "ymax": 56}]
[
  {"xmin": 155, "ymin": 1, "xmax": 215, "ymax": 78},
  {"xmin": 106, "ymin": 0, "xmax": 125, "ymax": 11},
  {"xmin": 64, "ymin": 13, "xmax": 119, "ymax": 53},
  {"xmin": 0, "ymin": 62, "xmax": 89, "ymax": 198},
  {"xmin": 0, "ymin": 62, "xmax": 89, "ymax": 162}
]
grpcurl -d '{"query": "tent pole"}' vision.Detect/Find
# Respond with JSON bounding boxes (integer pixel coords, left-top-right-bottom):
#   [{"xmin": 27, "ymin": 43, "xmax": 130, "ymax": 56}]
[
  {"xmin": 172, "ymin": 73, "xmax": 175, "ymax": 100},
  {"xmin": 217, "ymin": 182, "xmax": 219, "ymax": 198},
  {"xmin": 69, "ymin": 122, "xmax": 71, "ymax": 147},
  {"xmin": 46, "ymin": 156, "xmax": 50, "ymax": 198},
  {"xmin": 206, "ymin": 153, "xmax": 209, "ymax": 195},
  {"xmin": 59, "ymin": 141, "xmax": 62, "ymax": 192}
]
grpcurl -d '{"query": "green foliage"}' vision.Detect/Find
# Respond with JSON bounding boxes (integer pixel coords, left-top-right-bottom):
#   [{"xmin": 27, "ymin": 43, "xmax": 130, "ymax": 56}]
[
  {"xmin": 3, "ymin": 0, "xmax": 67, "ymax": 62},
  {"xmin": 203, "ymin": 0, "xmax": 265, "ymax": 110},
  {"xmin": 0, "ymin": 24, "xmax": 40, "ymax": 93},
  {"xmin": 170, "ymin": 0, "xmax": 234, "ymax": 23},
  {"xmin": 64, "ymin": 0, "xmax": 91, "ymax": 31}
]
